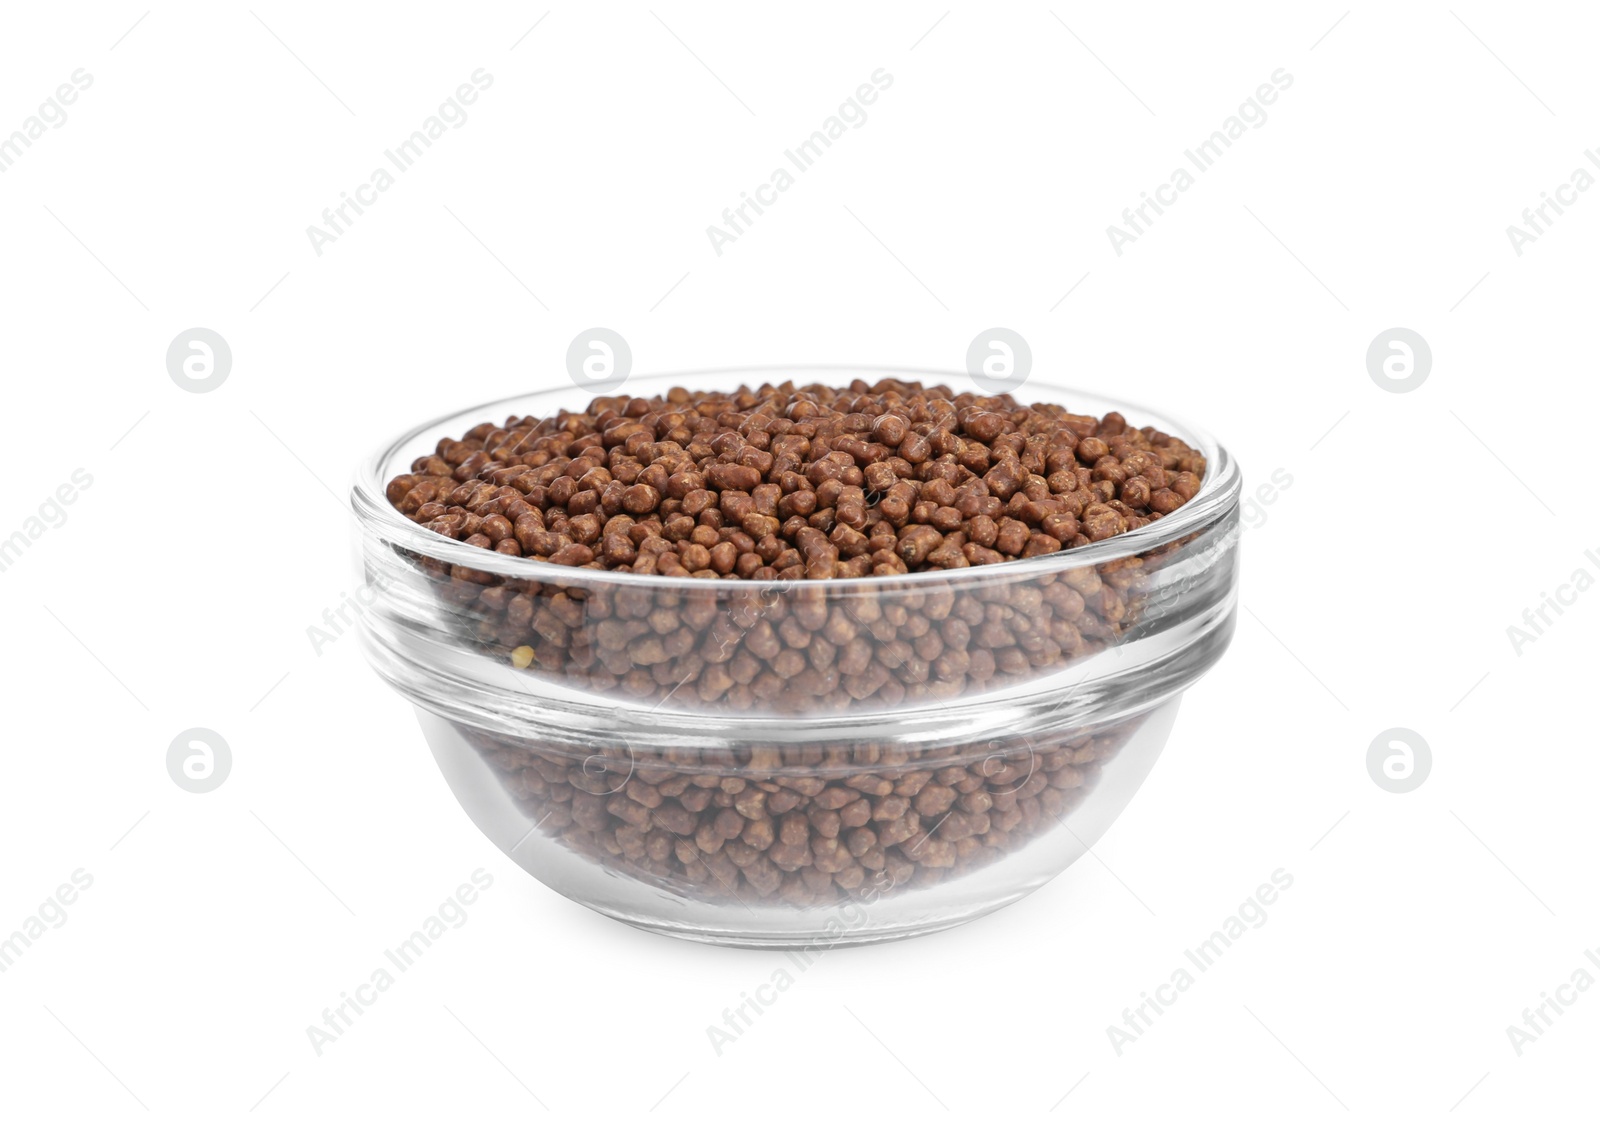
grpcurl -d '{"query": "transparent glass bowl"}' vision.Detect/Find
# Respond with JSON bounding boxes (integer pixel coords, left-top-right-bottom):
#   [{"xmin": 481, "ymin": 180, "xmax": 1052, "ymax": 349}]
[{"xmin": 352, "ymin": 368, "xmax": 1241, "ymax": 947}]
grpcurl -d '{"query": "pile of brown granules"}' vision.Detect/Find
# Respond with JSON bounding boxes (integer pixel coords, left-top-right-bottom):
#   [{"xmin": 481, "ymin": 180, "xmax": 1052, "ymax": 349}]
[
  {"xmin": 472, "ymin": 716, "xmax": 1149, "ymax": 907},
  {"xmin": 387, "ymin": 379, "xmax": 1204, "ymax": 579}
]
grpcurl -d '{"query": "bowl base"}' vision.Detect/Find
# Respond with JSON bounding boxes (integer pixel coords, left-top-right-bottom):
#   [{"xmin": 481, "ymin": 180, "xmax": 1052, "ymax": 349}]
[
  {"xmin": 415, "ymin": 699, "xmax": 1181, "ymax": 948},
  {"xmin": 576, "ymin": 882, "xmax": 1039, "ymax": 950}
]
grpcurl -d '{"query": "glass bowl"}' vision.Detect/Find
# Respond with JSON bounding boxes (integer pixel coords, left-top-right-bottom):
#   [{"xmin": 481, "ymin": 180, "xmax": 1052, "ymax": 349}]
[{"xmin": 351, "ymin": 367, "xmax": 1241, "ymax": 947}]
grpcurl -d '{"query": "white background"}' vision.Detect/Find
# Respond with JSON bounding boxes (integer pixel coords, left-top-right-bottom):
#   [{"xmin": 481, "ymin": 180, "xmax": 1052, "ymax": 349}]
[{"xmin": 0, "ymin": 2, "xmax": 1594, "ymax": 1117}]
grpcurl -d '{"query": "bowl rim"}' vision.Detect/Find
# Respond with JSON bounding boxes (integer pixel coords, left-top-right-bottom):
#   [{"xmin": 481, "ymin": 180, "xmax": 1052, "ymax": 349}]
[{"xmin": 350, "ymin": 364, "xmax": 1241, "ymax": 590}]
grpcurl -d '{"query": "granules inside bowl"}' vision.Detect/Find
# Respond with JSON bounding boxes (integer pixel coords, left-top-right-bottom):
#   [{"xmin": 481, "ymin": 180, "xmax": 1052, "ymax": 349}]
[
  {"xmin": 379, "ymin": 379, "xmax": 1208, "ymax": 713},
  {"xmin": 385, "ymin": 379, "xmax": 1205, "ymax": 578},
  {"xmin": 467, "ymin": 714, "xmax": 1151, "ymax": 908}
]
